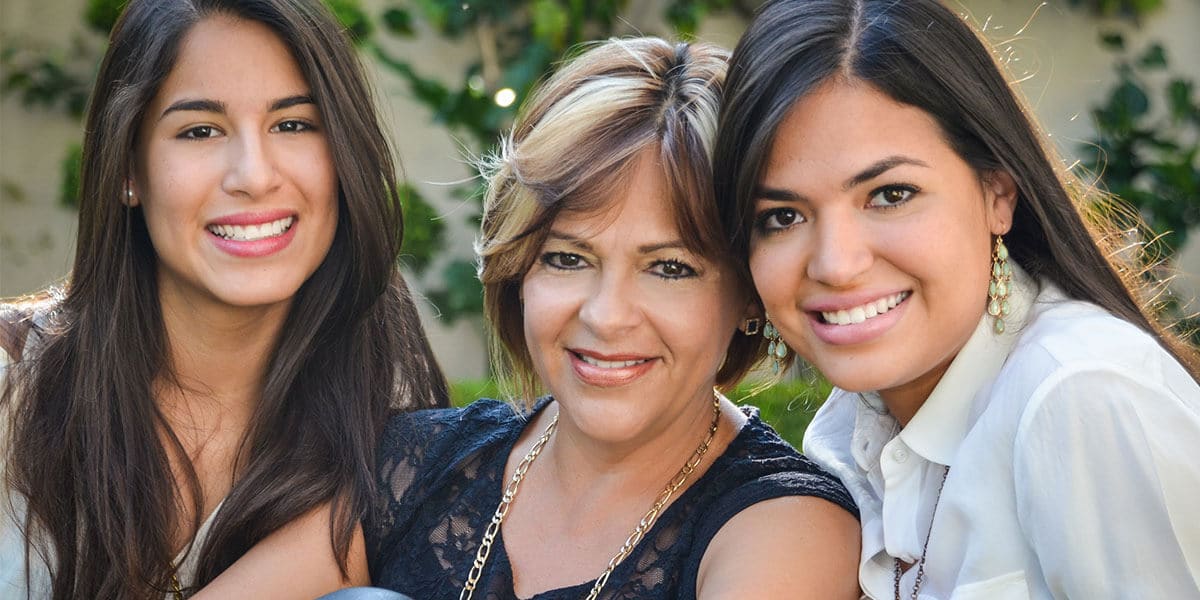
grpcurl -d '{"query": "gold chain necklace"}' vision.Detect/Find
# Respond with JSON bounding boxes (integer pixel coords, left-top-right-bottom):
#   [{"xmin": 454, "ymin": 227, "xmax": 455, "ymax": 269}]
[
  {"xmin": 459, "ymin": 395, "xmax": 722, "ymax": 600},
  {"xmin": 169, "ymin": 560, "xmax": 184, "ymax": 600}
]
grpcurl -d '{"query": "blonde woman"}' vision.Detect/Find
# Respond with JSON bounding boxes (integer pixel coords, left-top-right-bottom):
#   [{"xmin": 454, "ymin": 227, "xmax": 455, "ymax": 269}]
[{"xmin": 364, "ymin": 38, "xmax": 861, "ymax": 599}]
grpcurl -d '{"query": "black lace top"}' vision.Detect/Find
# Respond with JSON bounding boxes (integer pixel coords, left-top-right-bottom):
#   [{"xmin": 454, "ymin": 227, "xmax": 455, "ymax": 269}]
[{"xmin": 366, "ymin": 399, "xmax": 857, "ymax": 600}]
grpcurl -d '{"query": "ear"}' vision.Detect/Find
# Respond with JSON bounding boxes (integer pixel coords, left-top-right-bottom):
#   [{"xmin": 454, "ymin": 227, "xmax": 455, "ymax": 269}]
[{"xmin": 983, "ymin": 170, "xmax": 1017, "ymax": 235}]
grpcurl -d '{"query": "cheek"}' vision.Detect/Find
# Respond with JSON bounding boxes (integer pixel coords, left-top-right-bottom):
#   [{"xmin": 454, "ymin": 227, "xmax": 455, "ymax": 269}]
[
  {"xmin": 520, "ymin": 274, "xmax": 571, "ymax": 352},
  {"xmin": 749, "ymin": 240, "xmax": 800, "ymax": 312}
]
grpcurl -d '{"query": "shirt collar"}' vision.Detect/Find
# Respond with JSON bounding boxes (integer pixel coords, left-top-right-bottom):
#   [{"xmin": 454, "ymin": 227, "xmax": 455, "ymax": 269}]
[{"xmin": 897, "ymin": 263, "xmax": 1038, "ymax": 466}]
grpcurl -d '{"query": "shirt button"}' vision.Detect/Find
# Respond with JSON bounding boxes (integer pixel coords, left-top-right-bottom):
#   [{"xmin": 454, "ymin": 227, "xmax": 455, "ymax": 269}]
[{"xmin": 892, "ymin": 447, "xmax": 909, "ymax": 463}]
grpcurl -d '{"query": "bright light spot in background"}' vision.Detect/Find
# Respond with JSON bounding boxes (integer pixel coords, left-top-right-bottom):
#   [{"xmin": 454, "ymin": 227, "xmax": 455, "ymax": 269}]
[
  {"xmin": 468, "ymin": 75, "xmax": 485, "ymax": 93},
  {"xmin": 494, "ymin": 88, "xmax": 516, "ymax": 108}
]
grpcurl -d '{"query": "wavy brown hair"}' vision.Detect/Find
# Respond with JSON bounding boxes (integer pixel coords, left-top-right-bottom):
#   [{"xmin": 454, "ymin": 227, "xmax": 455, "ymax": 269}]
[
  {"xmin": 714, "ymin": 0, "xmax": 1199, "ymax": 379},
  {"xmin": 0, "ymin": 0, "xmax": 448, "ymax": 597}
]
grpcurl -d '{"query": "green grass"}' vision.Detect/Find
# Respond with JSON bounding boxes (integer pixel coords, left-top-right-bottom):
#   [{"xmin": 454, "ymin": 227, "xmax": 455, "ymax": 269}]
[{"xmin": 447, "ymin": 378, "xmax": 831, "ymax": 448}]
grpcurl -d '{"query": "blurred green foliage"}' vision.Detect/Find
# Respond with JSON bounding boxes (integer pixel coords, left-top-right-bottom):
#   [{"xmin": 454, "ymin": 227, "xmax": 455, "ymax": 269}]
[
  {"xmin": 1080, "ymin": 32, "xmax": 1200, "ymax": 342},
  {"xmin": 1081, "ymin": 34, "xmax": 1200, "ymax": 254},
  {"xmin": 449, "ymin": 377, "xmax": 830, "ymax": 448},
  {"xmin": 1066, "ymin": 0, "xmax": 1164, "ymax": 20}
]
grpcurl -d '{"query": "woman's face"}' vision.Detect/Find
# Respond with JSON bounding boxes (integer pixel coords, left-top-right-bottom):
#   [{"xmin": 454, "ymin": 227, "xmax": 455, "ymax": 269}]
[
  {"xmin": 133, "ymin": 16, "xmax": 338, "ymax": 314},
  {"xmin": 522, "ymin": 150, "xmax": 746, "ymax": 444},
  {"xmin": 749, "ymin": 80, "xmax": 1015, "ymax": 404}
]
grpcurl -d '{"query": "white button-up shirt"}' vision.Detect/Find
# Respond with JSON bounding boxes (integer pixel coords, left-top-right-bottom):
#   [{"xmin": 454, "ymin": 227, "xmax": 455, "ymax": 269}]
[{"xmin": 803, "ymin": 267, "xmax": 1200, "ymax": 599}]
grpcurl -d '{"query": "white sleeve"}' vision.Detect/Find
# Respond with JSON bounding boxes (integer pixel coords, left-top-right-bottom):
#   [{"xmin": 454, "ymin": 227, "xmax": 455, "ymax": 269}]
[{"xmin": 1013, "ymin": 363, "xmax": 1200, "ymax": 598}]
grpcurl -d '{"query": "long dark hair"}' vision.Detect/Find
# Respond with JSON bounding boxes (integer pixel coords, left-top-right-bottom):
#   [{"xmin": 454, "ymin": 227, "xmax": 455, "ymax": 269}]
[
  {"xmin": 0, "ymin": 0, "xmax": 448, "ymax": 597},
  {"xmin": 713, "ymin": 0, "xmax": 1199, "ymax": 379}
]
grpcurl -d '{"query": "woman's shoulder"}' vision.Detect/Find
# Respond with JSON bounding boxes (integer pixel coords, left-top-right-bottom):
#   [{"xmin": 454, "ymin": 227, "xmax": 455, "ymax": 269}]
[
  {"xmin": 375, "ymin": 398, "xmax": 539, "ymax": 497},
  {"xmin": 701, "ymin": 407, "xmax": 858, "ymax": 520},
  {"xmin": 1002, "ymin": 294, "xmax": 1196, "ymax": 401},
  {"xmin": 379, "ymin": 398, "xmax": 531, "ymax": 451},
  {"xmin": 981, "ymin": 293, "xmax": 1200, "ymax": 453}
]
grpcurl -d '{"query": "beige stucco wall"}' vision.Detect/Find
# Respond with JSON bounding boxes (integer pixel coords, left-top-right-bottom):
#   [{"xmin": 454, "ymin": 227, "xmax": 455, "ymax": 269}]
[{"xmin": 2, "ymin": 0, "xmax": 1199, "ymax": 380}]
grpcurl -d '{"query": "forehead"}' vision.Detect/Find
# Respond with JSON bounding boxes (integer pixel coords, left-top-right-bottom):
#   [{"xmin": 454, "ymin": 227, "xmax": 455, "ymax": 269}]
[
  {"xmin": 550, "ymin": 152, "xmax": 680, "ymax": 243},
  {"xmin": 764, "ymin": 80, "xmax": 955, "ymax": 181},
  {"xmin": 149, "ymin": 15, "xmax": 309, "ymax": 114}
]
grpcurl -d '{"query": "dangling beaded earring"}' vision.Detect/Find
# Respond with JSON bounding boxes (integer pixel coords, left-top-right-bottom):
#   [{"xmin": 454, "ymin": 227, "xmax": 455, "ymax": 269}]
[
  {"xmin": 987, "ymin": 235, "xmax": 1013, "ymax": 334},
  {"xmin": 763, "ymin": 318, "xmax": 788, "ymax": 375}
]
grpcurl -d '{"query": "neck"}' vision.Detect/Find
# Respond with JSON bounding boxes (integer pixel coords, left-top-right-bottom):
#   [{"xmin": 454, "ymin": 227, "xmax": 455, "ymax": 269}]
[
  {"xmin": 156, "ymin": 287, "xmax": 290, "ymax": 438},
  {"xmin": 879, "ymin": 356, "xmax": 953, "ymax": 427},
  {"xmin": 541, "ymin": 389, "xmax": 726, "ymax": 508}
]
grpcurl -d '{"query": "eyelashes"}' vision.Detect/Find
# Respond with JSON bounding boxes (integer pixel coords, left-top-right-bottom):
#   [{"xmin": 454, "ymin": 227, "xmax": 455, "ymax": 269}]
[
  {"xmin": 538, "ymin": 252, "xmax": 698, "ymax": 280},
  {"xmin": 753, "ymin": 183, "xmax": 921, "ymax": 235},
  {"xmin": 866, "ymin": 184, "xmax": 919, "ymax": 209},
  {"xmin": 754, "ymin": 207, "xmax": 803, "ymax": 233},
  {"xmin": 175, "ymin": 119, "xmax": 318, "ymax": 140}
]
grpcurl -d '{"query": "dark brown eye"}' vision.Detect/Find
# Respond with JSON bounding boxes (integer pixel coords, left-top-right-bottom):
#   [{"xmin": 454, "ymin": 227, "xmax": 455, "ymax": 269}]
[
  {"xmin": 867, "ymin": 185, "xmax": 918, "ymax": 208},
  {"xmin": 651, "ymin": 260, "xmax": 696, "ymax": 279},
  {"xmin": 542, "ymin": 252, "xmax": 585, "ymax": 269},
  {"xmin": 756, "ymin": 207, "xmax": 802, "ymax": 232}
]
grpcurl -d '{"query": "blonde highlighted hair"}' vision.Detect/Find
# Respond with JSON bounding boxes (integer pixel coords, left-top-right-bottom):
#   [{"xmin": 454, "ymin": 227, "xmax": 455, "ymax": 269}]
[{"xmin": 478, "ymin": 37, "xmax": 762, "ymax": 406}]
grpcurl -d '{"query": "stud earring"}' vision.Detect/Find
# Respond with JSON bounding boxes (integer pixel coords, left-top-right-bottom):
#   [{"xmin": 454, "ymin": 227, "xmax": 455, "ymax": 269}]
[
  {"xmin": 987, "ymin": 235, "xmax": 1013, "ymax": 334},
  {"xmin": 763, "ymin": 317, "xmax": 788, "ymax": 375},
  {"xmin": 742, "ymin": 318, "xmax": 760, "ymax": 336}
]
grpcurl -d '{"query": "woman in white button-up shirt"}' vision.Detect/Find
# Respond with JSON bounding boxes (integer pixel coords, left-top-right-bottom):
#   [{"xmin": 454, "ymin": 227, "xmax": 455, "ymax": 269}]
[{"xmin": 713, "ymin": 0, "xmax": 1200, "ymax": 598}]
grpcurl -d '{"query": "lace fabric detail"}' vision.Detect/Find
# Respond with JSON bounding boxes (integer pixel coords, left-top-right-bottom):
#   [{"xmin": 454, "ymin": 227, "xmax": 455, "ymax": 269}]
[{"xmin": 366, "ymin": 399, "xmax": 857, "ymax": 600}]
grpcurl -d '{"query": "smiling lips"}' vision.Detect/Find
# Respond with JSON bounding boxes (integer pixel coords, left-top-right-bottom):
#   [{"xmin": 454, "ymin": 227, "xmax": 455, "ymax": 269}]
[
  {"xmin": 820, "ymin": 291, "xmax": 910, "ymax": 325},
  {"xmin": 808, "ymin": 290, "xmax": 911, "ymax": 346},
  {"xmin": 206, "ymin": 211, "xmax": 298, "ymax": 258},
  {"xmin": 207, "ymin": 216, "xmax": 294, "ymax": 242},
  {"xmin": 569, "ymin": 350, "xmax": 657, "ymax": 387}
]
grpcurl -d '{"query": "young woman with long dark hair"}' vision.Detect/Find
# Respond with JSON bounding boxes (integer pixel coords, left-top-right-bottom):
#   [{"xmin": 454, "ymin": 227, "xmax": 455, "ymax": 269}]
[
  {"xmin": 715, "ymin": 0, "xmax": 1200, "ymax": 597},
  {"xmin": 0, "ymin": 0, "xmax": 448, "ymax": 597}
]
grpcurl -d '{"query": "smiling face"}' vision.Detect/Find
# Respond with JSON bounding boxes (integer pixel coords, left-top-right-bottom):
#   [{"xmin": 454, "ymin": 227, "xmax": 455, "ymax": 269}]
[
  {"xmin": 521, "ymin": 150, "xmax": 746, "ymax": 444},
  {"xmin": 133, "ymin": 15, "xmax": 338, "ymax": 315},
  {"xmin": 749, "ymin": 80, "xmax": 1015, "ymax": 409}
]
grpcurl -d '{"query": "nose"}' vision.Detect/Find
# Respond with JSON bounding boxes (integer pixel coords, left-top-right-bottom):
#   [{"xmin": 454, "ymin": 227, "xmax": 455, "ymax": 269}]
[
  {"xmin": 222, "ymin": 131, "xmax": 281, "ymax": 199},
  {"xmin": 578, "ymin": 270, "xmax": 642, "ymax": 338},
  {"xmin": 805, "ymin": 210, "xmax": 874, "ymax": 287}
]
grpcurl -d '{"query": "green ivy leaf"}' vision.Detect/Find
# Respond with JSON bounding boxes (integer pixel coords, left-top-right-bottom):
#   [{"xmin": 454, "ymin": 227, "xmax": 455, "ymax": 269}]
[
  {"xmin": 397, "ymin": 183, "xmax": 445, "ymax": 274},
  {"xmin": 1166, "ymin": 79, "xmax": 1195, "ymax": 123},
  {"xmin": 428, "ymin": 260, "xmax": 484, "ymax": 322},
  {"xmin": 382, "ymin": 7, "xmax": 416, "ymax": 36},
  {"xmin": 531, "ymin": 0, "xmax": 569, "ymax": 49},
  {"xmin": 1138, "ymin": 43, "xmax": 1167, "ymax": 69},
  {"xmin": 84, "ymin": 0, "xmax": 126, "ymax": 34},
  {"xmin": 1099, "ymin": 31, "xmax": 1125, "ymax": 50},
  {"xmin": 323, "ymin": 0, "xmax": 373, "ymax": 42}
]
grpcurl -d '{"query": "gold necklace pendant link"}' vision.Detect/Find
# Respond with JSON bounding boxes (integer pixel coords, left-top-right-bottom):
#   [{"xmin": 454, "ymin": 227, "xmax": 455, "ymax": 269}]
[
  {"xmin": 459, "ymin": 394, "xmax": 721, "ymax": 600},
  {"xmin": 460, "ymin": 409, "xmax": 559, "ymax": 600}
]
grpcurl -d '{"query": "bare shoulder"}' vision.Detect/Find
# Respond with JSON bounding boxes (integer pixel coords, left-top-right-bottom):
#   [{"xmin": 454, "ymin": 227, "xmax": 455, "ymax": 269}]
[
  {"xmin": 697, "ymin": 496, "xmax": 860, "ymax": 600},
  {"xmin": 192, "ymin": 503, "xmax": 369, "ymax": 599}
]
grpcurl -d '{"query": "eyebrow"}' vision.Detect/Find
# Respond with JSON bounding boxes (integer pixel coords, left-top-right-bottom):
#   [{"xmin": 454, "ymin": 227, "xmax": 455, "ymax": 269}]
[
  {"xmin": 158, "ymin": 94, "xmax": 314, "ymax": 122},
  {"xmin": 546, "ymin": 231, "xmax": 689, "ymax": 255},
  {"xmin": 841, "ymin": 155, "xmax": 930, "ymax": 190},
  {"xmin": 753, "ymin": 155, "xmax": 931, "ymax": 202}
]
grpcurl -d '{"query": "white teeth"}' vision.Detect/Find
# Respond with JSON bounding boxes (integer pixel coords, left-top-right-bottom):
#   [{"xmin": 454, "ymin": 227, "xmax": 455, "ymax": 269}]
[
  {"xmin": 821, "ymin": 292, "xmax": 909, "ymax": 326},
  {"xmin": 207, "ymin": 216, "xmax": 294, "ymax": 241},
  {"xmin": 577, "ymin": 354, "xmax": 649, "ymax": 369}
]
